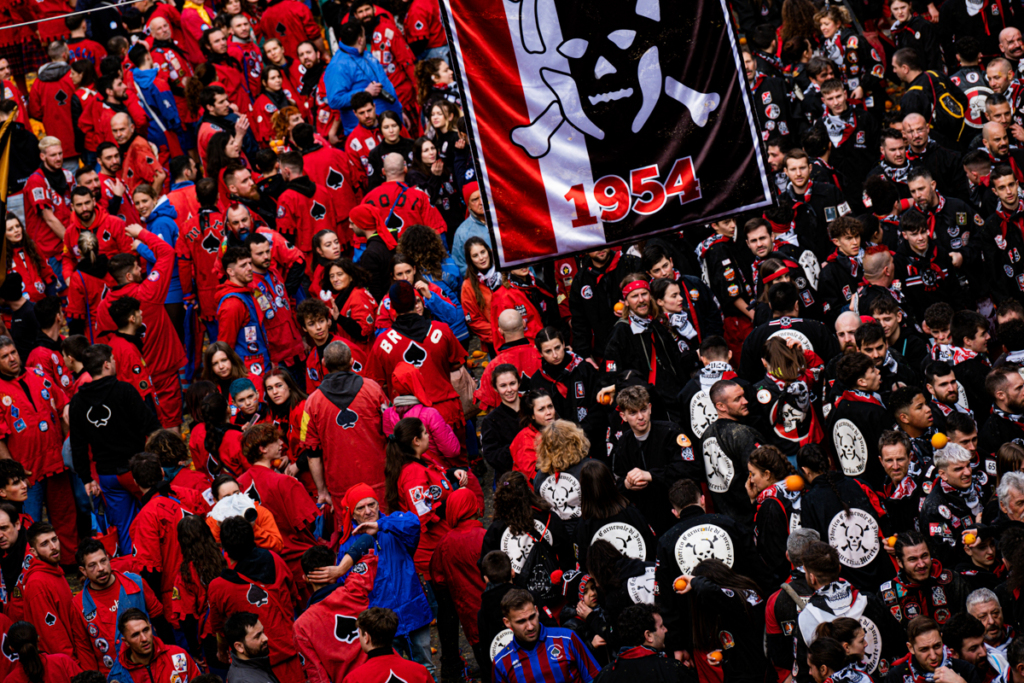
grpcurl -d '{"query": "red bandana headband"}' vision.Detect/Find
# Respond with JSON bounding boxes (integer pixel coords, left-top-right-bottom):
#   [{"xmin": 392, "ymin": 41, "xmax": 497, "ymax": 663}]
[
  {"xmin": 621, "ymin": 280, "xmax": 650, "ymax": 297},
  {"xmin": 762, "ymin": 266, "xmax": 789, "ymax": 284}
]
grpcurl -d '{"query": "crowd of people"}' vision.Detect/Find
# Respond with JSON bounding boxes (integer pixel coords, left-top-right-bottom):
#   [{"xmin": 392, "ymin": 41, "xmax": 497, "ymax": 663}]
[{"xmin": 7, "ymin": 0, "xmax": 1024, "ymax": 681}]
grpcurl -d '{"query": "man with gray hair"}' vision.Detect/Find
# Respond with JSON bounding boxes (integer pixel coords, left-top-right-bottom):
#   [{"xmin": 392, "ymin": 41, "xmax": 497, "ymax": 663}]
[
  {"xmin": 920, "ymin": 443, "xmax": 982, "ymax": 567},
  {"xmin": 967, "ymin": 587, "xmax": 1012, "ymax": 654},
  {"xmin": 765, "ymin": 527, "xmax": 820, "ymax": 683},
  {"xmin": 999, "ymin": 471, "xmax": 1024, "ymax": 523},
  {"xmin": 298, "ymin": 338, "xmax": 390, "ymax": 535}
]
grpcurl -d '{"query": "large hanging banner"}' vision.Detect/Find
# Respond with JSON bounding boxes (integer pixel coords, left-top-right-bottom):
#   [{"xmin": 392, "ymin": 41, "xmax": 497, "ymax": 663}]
[{"xmin": 440, "ymin": 0, "xmax": 775, "ymax": 266}]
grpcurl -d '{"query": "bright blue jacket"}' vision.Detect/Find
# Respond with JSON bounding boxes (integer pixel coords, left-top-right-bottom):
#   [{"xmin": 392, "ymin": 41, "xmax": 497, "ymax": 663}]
[
  {"xmin": 131, "ymin": 67, "xmax": 184, "ymax": 150},
  {"xmin": 137, "ymin": 197, "xmax": 182, "ymax": 303},
  {"xmin": 323, "ymin": 43, "xmax": 402, "ymax": 135},
  {"xmin": 336, "ymin": 511, "xmax": 432, "ymax": 637}
]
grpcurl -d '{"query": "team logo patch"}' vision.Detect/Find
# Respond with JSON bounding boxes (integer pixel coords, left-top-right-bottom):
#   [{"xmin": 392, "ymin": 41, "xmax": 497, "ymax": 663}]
[
  {"xmin": 334, "ymin": 614, "xmax": 359, "ymax": 642},
  {"xmin": 833, "ymin": 418, "xmax": 868, "ymax": 476},
  {"xmin": 336, "ymin": 408, "xmax": 359, "ymax": 429},
  {"xmin": 592, "ymin": 522, "xmax": 647, "ymax": 560},
  {"xmin": 539, "ymin": 473, "xmax": 582, "ymax": 521},
  {"xmin": 703, "ymin": 436, "xmax": 734, "ymax": 493},
  {"xmin": 626, "ymin": 565, "xmax": 657, "ymax": 604},
  {"xmin": 580, "ymin": 285, "xmax": 593, "ymax": 299},
  {"xmin": 828, "ymin": 508, "xmax": 880, "ymax": 568},
  {"xmin": 674, "ymin": 523, "xmax": 735, "ymax": 573}
]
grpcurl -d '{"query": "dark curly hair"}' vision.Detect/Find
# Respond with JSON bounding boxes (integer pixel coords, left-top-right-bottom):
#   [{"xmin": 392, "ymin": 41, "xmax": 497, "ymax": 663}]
[
  {"xmin": 397, "ymin": 224, "xmax": 449, "ymax": 278},
  {"xmin": 493, "ymin": 470, "xmax": 551, "ymax": 536}
]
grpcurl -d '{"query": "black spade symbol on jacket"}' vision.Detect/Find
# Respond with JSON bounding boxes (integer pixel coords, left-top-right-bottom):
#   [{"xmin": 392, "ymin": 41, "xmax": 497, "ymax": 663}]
[
  {"xmin": 336, "ymin": 408, "xmax": 358, "ymax": 429},
  {"xmin": 202, "ymin": 232, "xmax": 221, "ymax": 254},
  {"xmin": 335, "ymin": 614, "xmax": 359, "ymax": 642},
  {"xmin": 326, "ymin": 168, "xmax": 344, "ymax": 190},
  {"xmin": 386, "ymin": 673, "xmax": 409, "ymax": 683},
  {"xmin": 385, "ymin": 212, "xmax": 404, "ymax": 231},
  {"xmin": 403, "ymin": 342, "xmax": 426, "ymax": 368},
  {"xmin": 310, "ymin": 201, "xmax": 327, "ymax": 220},
  {"xmin": 246, "ymin": 482, "xmax": 261, "ymax": 504},
  {"xmin": 247, "ymin": 583, "xmax": 269, "ymax": 607}
]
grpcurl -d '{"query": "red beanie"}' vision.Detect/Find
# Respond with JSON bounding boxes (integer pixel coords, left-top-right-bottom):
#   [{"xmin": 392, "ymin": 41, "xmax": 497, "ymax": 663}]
[{"xmin": 462, "ymin": 181, "xmax": 480, "ymax": 208}]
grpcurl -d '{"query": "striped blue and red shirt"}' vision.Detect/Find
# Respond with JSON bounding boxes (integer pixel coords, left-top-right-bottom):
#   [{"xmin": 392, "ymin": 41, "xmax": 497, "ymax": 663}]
[{"xmin": 492, "ymin": 624, "xmax": 601, "ymax": 683}]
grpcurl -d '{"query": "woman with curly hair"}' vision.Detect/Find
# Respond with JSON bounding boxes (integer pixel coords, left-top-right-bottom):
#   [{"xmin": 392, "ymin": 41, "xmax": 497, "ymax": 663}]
[
  {"xmin": 396, "ymin": 223, "xmax": 461, "ymax": 298},
  {"xmin": 534, "ymin": 420, "xmax": 590, "ymax": 536},
  {"xmin": 406, "ymin": 136, "xmax": 465, "ymax": 235},
  {"xmin": 319, "ymin": 258, "xmax": 376, "ymax": 352},
  {"xmin": 461, "ymin": 237, "xmax": 498, "ymax": 353},
  {"xmin": 175, "ymin": 514, "xmax": 227, "ymax": 664},
  {"xmin": 271, "ymin": 105, "xmax": 306, "ymax": 148},
  {"xmin": 780, "ymin": 0, "xmax": 819, "ymax": 49},
  {"xmin": 751, "ymin": 336, "xmax": 824, "ymax": 457},
  {"xmin": 746, "ymin": 444, "xmax": 801, "ymax": 586},
  {"xmin": 146, "ymin": 428, "xmax": 212, "ymax": 492},
  {"xmin": 415, "ymin": 58, "xmax": 461, "ymax": 110},
  {"xmin": 480, "ymin": 470, "xmax": 574, "ymax": 607},
  {"xmin": 511, "ymin": 389, "xmax": 558, "ymax": 477}
]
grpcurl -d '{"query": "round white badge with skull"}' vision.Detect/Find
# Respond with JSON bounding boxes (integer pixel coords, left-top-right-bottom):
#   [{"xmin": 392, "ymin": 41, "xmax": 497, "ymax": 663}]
[
  {"xmin": 626, "ymin": 565, "xmax": 657, "ymax": 604},
  {"xmin": 690, "ymin": 390, "xmax": 717, "ymax": 438},
  {"xmin": 592, "ymin": 523, "xmax": 646, "ymax": 560},
  {"xmin": 500, "ymin": 520, "xmax": 554, "ymax": 574},
  {"xmin": 702, "ymin": 437, "xmax": 734, "ymax": 493},
  {"xmin": 489, "ymin": 628, "xmax": 514, "ymax": 660},
  {"xmin": 828, "ymin": 508, "xmax": 880, "ymax": 568},
  {"xmin": 833, "ymin": 418, "xmax": 868, "ymax": 476},
  {"xmin": 539, "ymin": 473, "xmax": 582, "ymax": 521},
  {"xmin": 768, "ymin": 328, "xmax": 812, "ymax": 351},
  {"xmin": 674, "ymin": 523, "xmax": 735, "ymax": 573},
  {"xmin": 857, "ymin": 616, "xmax": 882, "ymax": 673}
]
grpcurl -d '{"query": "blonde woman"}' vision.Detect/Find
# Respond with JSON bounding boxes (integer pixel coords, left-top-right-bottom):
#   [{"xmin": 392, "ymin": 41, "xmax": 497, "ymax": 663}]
[{"xmin": 534, "ymin": 420, "xmax": 589, "ymax": 536}]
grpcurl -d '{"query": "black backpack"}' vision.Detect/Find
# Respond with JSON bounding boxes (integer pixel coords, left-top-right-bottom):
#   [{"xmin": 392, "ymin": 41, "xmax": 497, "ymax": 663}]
[{"xmin": 515, "ymin": 513, "xmax": 562, "ymax": 603}]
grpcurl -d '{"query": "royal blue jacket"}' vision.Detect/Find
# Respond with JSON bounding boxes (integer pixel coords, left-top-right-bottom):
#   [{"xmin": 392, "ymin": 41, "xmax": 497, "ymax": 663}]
[
  {"xmin": 137, "ymin": 197, "xmax": 182, "ymax": 303},
  {"xmin": 323, "ymin": 43, "xmax": 402, "ymax": 135}
]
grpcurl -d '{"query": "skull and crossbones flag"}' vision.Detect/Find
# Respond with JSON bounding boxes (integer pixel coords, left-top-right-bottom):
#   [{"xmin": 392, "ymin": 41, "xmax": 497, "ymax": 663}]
[{"xmin": 439, "ymin": 0, "xmax": 773, "ymax": 266}]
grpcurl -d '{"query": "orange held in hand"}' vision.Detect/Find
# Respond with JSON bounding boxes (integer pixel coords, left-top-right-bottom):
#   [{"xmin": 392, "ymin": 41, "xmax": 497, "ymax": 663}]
[
  {"xmin": 599, "ymin": 394, "xmax": 612, "ymax": 405},
  {"xmin": 674, "ymin": 577, "xmax": 688, "ymax": 592},
  {"xmin": 964, "ymin": 533, "xmax": 977, "ymax": 545},
  {"xmin": 709, "ymin": 651, "xmax": 723, "ymax": 663},
  {"xmin": 931, "ymin": 432, "xmax": 948, "ymax": 449},
  {"xmin": 614, "ymin": 302, "xmax": 625, "ymax": 314},
  {"xmin": 887, "ymin": 536, "xmax": 897, "ymax": 547},
  {"xmin": 784, "ymin": 475, "xmax": 804, "ymax": 492}
]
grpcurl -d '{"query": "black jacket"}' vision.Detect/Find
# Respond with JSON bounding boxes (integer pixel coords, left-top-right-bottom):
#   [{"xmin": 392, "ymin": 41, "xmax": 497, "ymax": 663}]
[
  {"xmin": 919, "ymin": 479, "xmax": 984, "ymax": 569},
  {"xmin": 611, "ymin": 421, "xmax": 702, "ymax": 535},
  {"xmin": 569, "ymin": 252, "xmax": 642, "ymax": 360},
  {"xmin": 477, "ymin": 581, "xmax": 516, "ymax": 665},
  {"xmin": 953, "ymin": 355, "xmax": 993, "ymax": 426},
  {"xmin": 881, "ymin": 473, "xmax": 928, "ymax": 534},
  {"xmin": 879, "ymin": 560, "xmax": 970, "ymax": 625},
  {"xmin": 749, "ymin": 72, "xmax": 796, "ymax": 141},
  {"xmin": 893, "ymin": 238, "xmax": 965, "ymax": 323},
  {"xmin": 593, "ymin": 647, "xmax": 697, "ymax": 683},
  {"xmin": 699, "ymin": 418, "xmax": 765, "ymax": 533},
  {"xmin": 604, "ymin": 319, "xmax": 695, "ymax": 409},
  {"xmin": 531, "ymin": 355, "xmax": 608, "ymax": 459},
  {"xmin": 939, "ymin": 0, "xmax": 1018, "ymax": 71},
  {"xmin": 983, "ymin": 206, "xmax": 1024, "ymax": 307},
  {"xmin": 69, "ymin": 374, "xmax": 160, "ymax": 483},
  {"xmin": 884, "ymin": 653, "xmax": 982, "ymax": 683},
  {"xmin": 818, "ymin": 250, "xmax": 862, "ymax": 325},
  {"xmin": 694, "ymin": 235, "xmax": 753, "ymax": 321},
  {"xmin": 360, "ymin": 233, "xmax": 397, "ymax": 302},
  {"xmin": 892, "ymin": 16, "xmax": 942, "ymax": 70},
  {"xmin": 825, "ymin": 390, "xmax": 896, "ymax": 491},
  {"xmin": 906, "ymin": 140, "xmax": 970, "ymax": 200},
  {"xmin": 739, "ymin": 317, "xmax": 839, "ymax": 382},
  {"xmin": 979, "ymin": 409, "xmax": 1024, "ymax": 459},
  {"xmin": 480, "ymin": 403, "xmax": 518, "ymax": 478},
  {"xmin": 575, "ymin": 506, "xmax": 656, "ymax": 570},
  {"xmin": 765, "ymin": 572, "xmax": 815, "ymax": 682},
  {"xmin": 781, "ymin": 180, "xmax": 848, "ymax": 260}
]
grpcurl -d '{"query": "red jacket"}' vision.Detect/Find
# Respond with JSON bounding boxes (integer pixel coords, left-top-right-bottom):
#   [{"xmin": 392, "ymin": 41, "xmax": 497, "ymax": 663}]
[
  {"xmin": 72, "ymin": 570, "xmax": 164, "ymax": 674},
  {"xmin": 25, "ymin": 340, "xmax": 72, "ymax": 397},
  {"xmin": 333, "ymin": 287, "xmax": 377, "ymax": 354},
  {"xmin": 99, "ymin": 171, "xmax": 142, "ymax": 226},
  {"xmin": 237, "ymin": 465, "xmax": 321, "ymax": 572},
  {"xmin": 395, "ymin": 461, "xmax": 456, "ymax": 579},
  {"xmin": 67, "ymin": 37, "xmax": 106, "ymax": 72},
  {"xmin": 430, "ymin": 521, "xmax": 485, "ymax": 644},
  {"xmin": 23, "ymin": 167, "xmax": 74, "ymax": 260},
  {"xmin": 165, "ymin": 182, "xmax": 200, "ymax": 250},
  {"xmin": 295, "ymin": 553, "xmax": 378, "ymax": 683},
  {"xmin": 28, "ymin": 0, "xmax": 75, "ymax": 44},
  {"xmin": 65, "ymin": 266, "xmax": 108, "ymax": 343},
  {"xmin": 98, "ymin": 229, "xmax": 186, "ymax": 375},
  {"xmin": 342, "ymin": 650, "xmax": 433, "ymax": 683},
  {"xmin": 3, "ymin": 653, "xmax": 81, "ymax": 683},
  {"xmin": 95, "ymin": 101, "xmax": 150, "ymax": 149},
  {"xmin": 0, "ymin": 369, "xmax": 67, "ymax": 486},
  {"xmin": 362, "ymin": 181, "xmax": 447, "ymax": 236},
  {"xmin": 130, "ymin": 487, "xmax": 210, "ymax": 627},
  {"xmin": 253, "ymin": 266, "xmax": 305, "ymax": 364},
  {"xmin": 206, "ymin": 550, "xmax": 300, "ymax": 671},
  {"xmin": 474, "ymin": 339, "xmax": 542, "ymax": 411},
  {"xmin": 106, "ymin": 331, "xmax": 157, "ymax": 402},
  {"xmin": 489, "ymin": 284, "xmax": 553, "ymax": 346},
  {"xmin": 216, "ymin": 280, "xmax": 271, "ymax": 377},
  {"xmin": 22, "ymin": 557, "xmax": 97, "ymax": 669},
  {"xmin": 9, "ymin": 248, "xmax": 51, "ymax": 303},
  {"xmin": 177, "ymin": 207, "xmax": 225, "ymax": 320},
  {"xmin": 62, "ymin": 208, "xmax": 133, "ymax": 282},
  {"xmin": 77, "ymin": 86, "xmax": 103, "ymax": 153},
  {"xmin": 365, "ymin": 11, "xmax": 419, "ymax": 118},
  {"xmin": 252, "ymin": 90, "xmax": 295, "ymax": 143},
  {"xmin": 345, "ymin": 125, "xmax": 382, "ymax": 191},
  {"xmin": 303, "ymin": 143, "xmax": 362, "ymax": 229},
  {"xmin": 228, "ymin": 38, "xmax": 263, "ymax": 102},
  {"xmin": 0, "ymin": 613, "xmax": 17, "ymax": 682},
  {"xmin": 169, "ymin": 466, "xmax": 213, "ymax": 493},
  {"xmin": 179, "ymin": 4, "xmax": 213, "ymax": 64},
  {"xmin": 211, "ymin": 59, "xmax": 252, "ymax": 114},
  {"xmin": 119, "ymin": 136, "xmax": 162, "ymax": 198},
  {"xmin": 147, "ymin": 38, "xmax": 195, "ymax": 124},
  {"xmin": 299, "ymin": 372, "xmax": 388, "ymax": 500},
  {"xmin": 27, "ymin": 70, "xmax": 78, "ymax": 158},
  {"xmin": 304, "ymin": 333, "xmax": 367, "ymax": 396},
  {"xmin": 107, "ymin": 637, "xmax": 200, "ymax": 683},
  {"xmin": 403, "ymin": 0, "xmax": 447, "ymax": 49},
  {"xmin": 258, "ymin": 0, "xmax": 321, "ymax": 57},
  {"xmin": 277, "ymin": 176, "xmax": 335, "ymax": 254},
  {"xmin": 2, "ymin": 80, "xmax": 29, "ymax": 127},
  {"xmin": 189, "ymin": 422, "xmax": 248, "ymax": 479}
]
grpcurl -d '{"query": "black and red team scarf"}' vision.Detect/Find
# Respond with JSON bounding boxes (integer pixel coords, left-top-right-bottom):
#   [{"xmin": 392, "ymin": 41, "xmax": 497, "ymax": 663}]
[
  {"xmin": 765, "ymin": 370, "xmax": 824, "ymax": 445},
  {"xmin": 915, "ymin": 194, "xmax": 947, "ymax": 238},
  {"xmin": 903, "ymin": 245, "xmax": 948, "ymax": 292},
  {"xmin": 813, "ymin": 157, "xmax": 845, "ymax": 191},
  {"xmin": 986, "ymin": 150, "xmax": 1024, "ymax": 184},
  {"xmin": 885, "ymin": 473, "xmax": 918, "ymax": 500},
  {"xmin": 695, "ymin": 233, "xmax": 732, "ymax": 261},
  {"xmin": 905, "ymin": 139, "xmax": 938, "ymax": 164},
  {"xmin": 906, "ymin": 646, "xmax": 954, "ymax": 683},
  {"xmin": 836, "ymin": 388, "xmax": 885, "ymax": 410},
  {"xmin": 995, "ymin": 204, "xmax": 1024, "ymax": 244},
  {"xmin": 590, "ymin": 249, "xmax": 623, "ymax": 284},
  {"xmin": 667, "ymin": 269, "xmax": 702, "ymax": 342},
  {"xmin": 966, "ymin": 0, "xmax": 1006, "ymax": 35},
  {"xmin": 764, "ymin": 211, "xmax": 799, "ymax": 248},
  {"xmin": 939, "ymin": 478, "xmax": 983, "ymax": 516},
  {"xmin": 879, "ymin": 158, "xmax": 911, "ymax": 185},
  {"xmin": 992, "ymin": 405, "xmax": 1024, "ymax": 433},
  {"xmin": 536, "ymin": 352, "xmax": 584, "ymax": 398},
  {"xmin": 823, "ymin": 109, "xmax": 858, "ymax": 148}
]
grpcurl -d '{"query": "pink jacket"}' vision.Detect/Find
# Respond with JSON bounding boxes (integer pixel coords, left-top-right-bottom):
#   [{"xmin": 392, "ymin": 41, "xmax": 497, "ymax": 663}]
[{"xmin": 383, "ymin": 403, "xmax": 461, "ymax": 467}]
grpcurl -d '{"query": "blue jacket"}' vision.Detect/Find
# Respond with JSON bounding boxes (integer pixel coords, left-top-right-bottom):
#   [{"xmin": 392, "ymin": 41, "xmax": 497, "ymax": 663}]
[
  {"xmin": 323, "ymin": 44, "xmax": 402, "ymax": 135},
  {"xmin": 451, "ymin": 216, "xmax": 489, "ymax": 277},
  {"xmin": 131, "ymin": 67, "xmax": 184, "ymax": 149},
  {"xmin": 336, "ymin": 511, "xmax": 432, "ymax": 636},
  {"xmin": 137, "ymin": 197, "xmax": 183, "ymax": 303}
]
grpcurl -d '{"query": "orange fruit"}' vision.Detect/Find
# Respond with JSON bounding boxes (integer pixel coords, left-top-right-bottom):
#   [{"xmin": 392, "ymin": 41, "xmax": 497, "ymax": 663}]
[
  {"xmin": 964, "ymin": 533, "xmax": 977, "ymax": 545},
  {"xmin": 931, "ymin": 432, "xmax": 948, "ymax": 449},
  {"xmin": 674, "ymin": 577, "xmax": 688, "ymax": 592},
  {"xmin": 709, "ymin": 651, "xmax": 723, "ymax": 663},
  {"xmin": 614, "ymin": 302, "xmax": 625, "ymax": 314},
  {"xmin": 887, "ymin": 536, "xmax": 897, "ymax": 547},
  {"xmin": 599, "ymin": 394, "xmax": 612, "ymax": 405},
  {"xmin": 784, "ymin": 475, "xmax": 804, "ymax": 492}
]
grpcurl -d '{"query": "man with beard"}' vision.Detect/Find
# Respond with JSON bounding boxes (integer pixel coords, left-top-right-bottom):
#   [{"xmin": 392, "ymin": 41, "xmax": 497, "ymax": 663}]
[
  {"xmin": 296, "ymin": 41, "xmax": 326, "ymax": 101},
  {"xmin": 779, "ymin": 150, "xmax": 848, "ymax": 260},
  {"xmin": 324, "ymin": 23, "xmax": 403, "ymax": 136},
  {"xmin": 63, "ymin": 187, "xmax": 132, "ymax": 282},
  {"xmin": 881, "ymin": 530, "xmax": 970, "ymax": 626},
  {"xmin": 984, "ymin": 166, "xmax": 1024, "ymax": 307},
  {"xmin": 982, "ymin": 122, "xmax": 1024, "ymax": 184},
  {"xmin": 145, "ymin": 16, "xmax": 194, "ymax": 127},
  {"xmin": 867, "ymin": 129, "xmax": 914, "ymax": 199},
  {"xmin": 820, "ymin": 310, "xmax": 861, "ymax": 406},
  {"xmin": 895, "ymin": 210, "xmax": 965, "ymax": 322},
  {"xmin": 107, "ymin": 609, "xmax": 200, "ymax": 683},
  {"xmin": 695, "ymin": 218, "xmax": 755, "ymax": 359},
  {"xmin": 570, "ymin": 248, "xmax": 641, "ymax": 367},
  {"xmin": 201, "ymin": 28, "xmax": 250, "ymax": 116},
  {"xmin": 248, "ymin": 232, "xmax": 306, "ymax": 374},
  {"xmin": 216, "ymin": 247, "xmax": 271, "ymax": 379},
  {"xmin": 700, "ymin": 379, "xmax": 765, "ymax": 533},
  {"xmin": 222, "ymin": 164, "xmax": 277, "ymax": 230},
  {"xmin": 610, "ymin": 386, "xmax": 699, "ymax": 535},
  {"xmin": 765, "ymin": 136, "xmax": 791, "ymax": 193},
  {"xmin": 826, "ymin": 352, "xmax": 896, "ymax": 490},
  {"xmin": 0, "ymin": 504, "xmax": 29, "ymax": 621},
  {"xmin": 197, "ymin": 87, "xmax": 259, "ymax": 172},
  {"xmin": 797, "ymin": 542, "xmax": 905, "ymax": 678},
  {"xmin": 818, "ymin": 216, "xmax": 863, "ymax": 323},
  {"xmin": 676, "ymin": 336, "xmax": 747, "ymax": 446},
  {"xmin": 276, "ymin": 151, "xmax": 335, "ymax": 255},
  {"xmin": 23, "ymin": 137, "xmax": 74, "ymax": 289},
  {"xmin": 349, "ymin": 0, "xmax": 419, "ymax": 131},
  {"xmin": 110, "ymin": 113, "xmax": 165, "ymax": 198},
  {"xmin": 902, "ymin": 112, "xmax": 971, "ymax": 200},
  {"xmin": 816, "ymin": 80, "xmax": 878, "ymax": 191},
  {"xmin": 941, "ymin": 613, "xmax": 1009, "ymax": 681},
  {"xmin": 925, "ymin": 361, "xmax": 972, "ymax": 428},
  {"xmin": 604, "ymin": 276, "xmax": 693, "ymax": 410},
  {"xmin": 765, "ymin": 529, "xmax": 821, "ymax": 683},
  {"xmin": 345, "ymin": 92, "xmax": 384, "ymax": 191},
  {"xmin": 22, "ymin": 522, "xmax": 95, "ymax": 666},
  {"xmin": 293, "ymin": 123, "xmax": 359, "ymax": 241},
  {"xmin": 741, "ymin": 48, "xmax": 794, "ymax": 142},
  {"xmin": 919, "ymin": 443, "xmax": 984, "ymax": 569},
  {"xmin": 93, "ymin": 74, "xmax": 148, "ymax": 149},
  {"xmin": 856, "ymin": 323, "xmax": 921, "ymax": 406},
  {"xmin": 879, "ymin": 430, "xmax": 928, "ymax": 532},
  {"xmin": 967, "ymin": 589, "xmax": 1014, "ymax": 655},
  {"xmin": 979, "ymin": 364, "xmax": 1024, "ymax": 457},
  {"xmin": 95, "ymin": 143, "xmax": 140, "ymax": 226},
  {"xmin": 72, "ymin": 539, "xmax": 167, "ymax": 674}
]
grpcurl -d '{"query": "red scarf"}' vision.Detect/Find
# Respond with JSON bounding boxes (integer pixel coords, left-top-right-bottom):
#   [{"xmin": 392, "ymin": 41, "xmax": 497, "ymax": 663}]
[
  {"xmin": 837, "ymin": 389, "xmax": 884, "ymax": 409},
  {"xmin": 536, "ymin": 353, "xmax": 584, "ymax": 398},
  {"xmin": 917, "ymin": 194, "xmax": 946, "ymax": 238}
]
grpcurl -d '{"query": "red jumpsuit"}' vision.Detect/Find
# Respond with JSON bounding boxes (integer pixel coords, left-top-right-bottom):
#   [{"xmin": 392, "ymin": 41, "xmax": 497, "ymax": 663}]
[
  {"xmin": 216, "ymin": 280, "xmax": 271, "ymax": 378},
  {"xmin": 277, "ymin": 177, "xmax": 336, "ymax": 254},
  {"xmin": 22, "ymin": 557, "xmax": 97, "ymax": 668},
  {"xmin": 106, "ymin": 332, "xmax": 157, "ymax": 403},
  {"xmin": 98, "ymin": 229, "xmax": 186, "ymax": 428},
  {"xmin": 8, "ymin": 248, "xmax": 51, "ymax": 303},
  {"xmin": 253, "ymin": 266, "xmax": 305, "ymax": 365},
  {"xmin": 4, "ymin": 653, "xmax": 81, "ymax": 683},
  {"xmin": 177, "ymin": 207, "xmax": 225, "ymax": 321},
  {"xmin": 23, "ymin": 167, "xmax": 74, "ymax": 260},
  {"xmin": 303, "ymin": 143, "xmax": 361, "ymax": 235},
  {"xmin": 65, "ymin": 267, "xmax": 108, "ymax": 344},
  {"xmin": 77, "ymin": 86, "xmax": 103, "ymax": 155},
  {"xmin": 25, "ymin": 341, "xmax": 72, "ymax": 397},
  {"xmin": 366, "ymin": 9, "xmax": 420, "ymax": 131},
  {"xmin": 295, "ymin": 553, "xmax": 379, "ymax": 683},
  {"xmin": 258, "ymin": 0, "xmax": 322, "ymax": 57},
  {"xmin": 189, "ymin": 422, "xmax": 248, "ymax": 479},
  {"xmin": 94, "ymin": 101, "xmax": 150, "ymax": 149},
  {"xmin": 27, "ymin": 70, "xmax": 78, "ymax": 159}
]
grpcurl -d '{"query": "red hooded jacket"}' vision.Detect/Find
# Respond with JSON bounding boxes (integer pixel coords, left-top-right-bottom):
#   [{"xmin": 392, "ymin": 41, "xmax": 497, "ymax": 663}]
[
  {"xmin": 23, "ymin": 167, "xmax": 74, "ymax": 260},
  {"xmin": 0, "ymin": 369, "xmax": 67, "ymax": 486},
  {"xmin": 177, "ymin": 207, "xmax": 225, "ymax": 320},
  {"xmin": 72, "ymin": 570, "xmax": 164, "ymax": 674},
  {"xmin": 302, "ymin": 143, "xmax": 361, "ymax": 230},
  {"xmin": 108, "ymin": 637, "xmax": 200, "ymax": 683},
  {"xmin": 106, "ymin": 331, "xmax": 157, "ymax": 402},
  {"xmin": 27, "ymin": 68, "xmax": 78, "ymax": 159},
  {"xmin": 474, "ymin": 339, "xmax": 542, "ymax": 411},
  {"xmin": 257, "ymin": 0, "xmax": 321, "ymax": 57},
  {"xmin": 342, "ymin": 650, "xmax": 433, "ymax": 683},
  {"xmin": 22, "ymin": 556, "xmax": 97, "ymax": 669},
  {"xmin": 62, "ymin": 208, "xmax": 133, "ymax": 282},
  {"xmin": 277, "ymin": 175, "xmax": 336, "ymax": 254},
  {"xmin": 362, "ymin": 181, "xmax": 446, "ymax": 236},
  {"xmin": 430, "ymin": 488, "xmax": 486, "ymax": 644}
]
